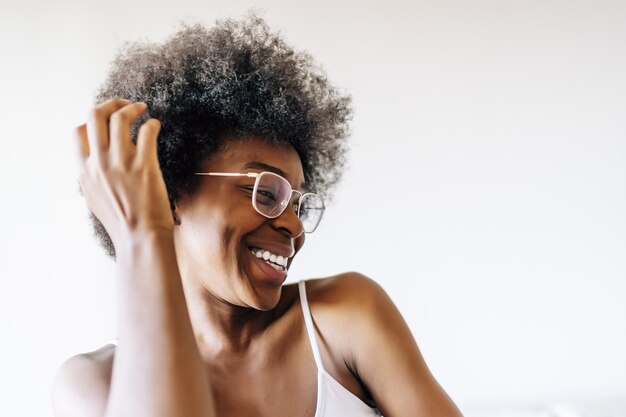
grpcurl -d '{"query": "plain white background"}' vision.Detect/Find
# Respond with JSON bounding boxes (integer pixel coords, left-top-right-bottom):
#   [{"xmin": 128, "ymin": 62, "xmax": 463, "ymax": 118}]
[{"xmin": 0, "ymin": 0, "xmax": 625, "ymax": 415}]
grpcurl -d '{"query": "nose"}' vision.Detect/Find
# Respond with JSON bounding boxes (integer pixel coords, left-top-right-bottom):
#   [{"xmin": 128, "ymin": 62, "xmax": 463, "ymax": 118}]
[{"xmin": 271, "ymin": 194, "xmax": 304, "ymax": 238}]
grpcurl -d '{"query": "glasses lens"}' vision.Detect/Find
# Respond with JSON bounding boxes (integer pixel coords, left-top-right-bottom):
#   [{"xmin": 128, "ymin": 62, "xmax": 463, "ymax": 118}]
[
  {"xmin": 253, "ymin": 172, "xmax": 292, "ymax": 218},
  {"xmin": 299, "ymin": 193, "xmax": 325, "ymax": 233}
]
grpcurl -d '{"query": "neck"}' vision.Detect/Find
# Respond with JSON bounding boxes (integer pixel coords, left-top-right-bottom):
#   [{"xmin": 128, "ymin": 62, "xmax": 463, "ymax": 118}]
[{"xmin": 179, "ymin": 271, "xmax": 280, "ymax": 360}]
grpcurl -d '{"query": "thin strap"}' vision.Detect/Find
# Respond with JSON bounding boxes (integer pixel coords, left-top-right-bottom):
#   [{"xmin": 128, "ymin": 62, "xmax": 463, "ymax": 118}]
[{"xmin": 298, "ymin": 280, "xmax": 326, "ymax": 373}]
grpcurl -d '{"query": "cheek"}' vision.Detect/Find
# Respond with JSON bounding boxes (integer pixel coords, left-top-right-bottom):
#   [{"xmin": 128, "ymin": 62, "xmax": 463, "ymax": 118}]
[
  {"xmin": 188, "ymin": 215, "xmax": 236, "ymax": 255},
  {"xmin": 178, "ymin": 205, "xmax": 262, "ymax": 264}
]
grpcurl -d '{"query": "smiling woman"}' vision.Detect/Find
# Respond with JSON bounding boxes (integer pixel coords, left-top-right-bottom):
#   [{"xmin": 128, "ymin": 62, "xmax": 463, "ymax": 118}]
[{"xmin": 51, "ymin": 13, "xmax": 463, "ymax": 417}]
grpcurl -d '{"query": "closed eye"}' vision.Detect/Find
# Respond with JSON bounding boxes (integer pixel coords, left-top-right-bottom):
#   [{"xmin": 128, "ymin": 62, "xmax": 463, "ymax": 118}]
[{"xmin": 255, "ymin": 187, "xmax": 277, "ymax": 206}]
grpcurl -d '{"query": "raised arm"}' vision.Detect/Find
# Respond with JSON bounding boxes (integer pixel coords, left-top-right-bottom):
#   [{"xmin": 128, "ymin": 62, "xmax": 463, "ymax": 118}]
[{"xmin": 52, "ymin": 99, "xmax": 215, "ymax": 417}]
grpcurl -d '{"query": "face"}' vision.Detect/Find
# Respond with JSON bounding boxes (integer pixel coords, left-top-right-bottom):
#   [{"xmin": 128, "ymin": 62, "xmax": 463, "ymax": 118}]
[{"xmin": 173, "ymin": 137, "xmax": 307, "ymax": 311}]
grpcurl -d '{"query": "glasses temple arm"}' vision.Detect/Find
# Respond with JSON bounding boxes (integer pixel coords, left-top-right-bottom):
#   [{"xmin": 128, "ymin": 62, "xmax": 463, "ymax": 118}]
[{"xmin": 194, "ymin": 172, "xmax": 259, "ymax": 178}]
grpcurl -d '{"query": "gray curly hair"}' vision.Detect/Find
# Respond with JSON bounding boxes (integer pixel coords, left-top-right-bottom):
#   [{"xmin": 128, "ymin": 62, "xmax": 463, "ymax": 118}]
[{"xmin": 89, "ymin": 13, "xmax": 352, "ymax": 258}]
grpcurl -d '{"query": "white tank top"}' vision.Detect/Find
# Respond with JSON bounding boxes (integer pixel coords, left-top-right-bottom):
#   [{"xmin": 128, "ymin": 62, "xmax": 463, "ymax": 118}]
[{"xmin": 298, "ymin": 280, "xmax": 382, "ymax": 417}]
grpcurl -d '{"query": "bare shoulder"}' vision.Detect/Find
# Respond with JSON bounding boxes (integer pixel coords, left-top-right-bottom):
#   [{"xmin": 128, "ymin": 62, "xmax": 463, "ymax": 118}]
[
  {"xmin": 304, "ymin": 272, "xmax": 391, "ymax": 314},
  {"xmin": 301, "ymin": 272, "xmax": 396, "ymax": 356},
  {"xmin": 304, "ymin": 273, "xmax": 463, "ymax": 417},
  {"xmin": 51, "ymin": 343, "xmax": 116, "ymax": 417}
]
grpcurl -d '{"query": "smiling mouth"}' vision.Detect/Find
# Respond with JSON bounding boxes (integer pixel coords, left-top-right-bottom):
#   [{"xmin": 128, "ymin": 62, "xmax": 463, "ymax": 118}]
[{"xmin": 249, "ymin": 247, "xmax": 289, "ymax": 272}]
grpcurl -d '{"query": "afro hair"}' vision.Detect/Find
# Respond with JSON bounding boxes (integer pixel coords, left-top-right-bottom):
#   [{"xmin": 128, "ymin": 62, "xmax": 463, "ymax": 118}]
[{"xmin": 89, "ymin": 13, "xmax": 352, "ymax": 258}]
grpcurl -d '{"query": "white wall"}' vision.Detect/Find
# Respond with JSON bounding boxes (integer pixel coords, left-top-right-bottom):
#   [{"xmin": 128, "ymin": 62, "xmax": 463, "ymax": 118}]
[{"xmin": 1, "ymin": 0, "xmax": 625, "ymax": 415}]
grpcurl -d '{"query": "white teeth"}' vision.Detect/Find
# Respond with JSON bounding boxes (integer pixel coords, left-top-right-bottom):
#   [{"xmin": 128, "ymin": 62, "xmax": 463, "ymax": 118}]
[{"xmin": 250, "ymin": 248, "xmax": 289, "ymax": 267}]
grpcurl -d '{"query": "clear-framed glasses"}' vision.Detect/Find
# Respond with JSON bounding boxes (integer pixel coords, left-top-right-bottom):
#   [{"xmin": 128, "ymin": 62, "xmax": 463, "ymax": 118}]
[{"xmin": 194, "ymin": 171, "xmax": 325, "ymax": 233}]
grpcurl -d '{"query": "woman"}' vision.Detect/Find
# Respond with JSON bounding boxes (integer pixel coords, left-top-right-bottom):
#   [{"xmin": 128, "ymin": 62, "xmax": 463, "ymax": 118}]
[{"xmin": 52, "ymin": 14, "xmax": 464, "ymax": 417}]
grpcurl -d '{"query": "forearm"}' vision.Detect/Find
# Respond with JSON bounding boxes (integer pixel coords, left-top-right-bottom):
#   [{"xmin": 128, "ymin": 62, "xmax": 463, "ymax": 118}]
[{"xmin": 104, "ymin": 231, "xmax": 215, "ymax": 417}]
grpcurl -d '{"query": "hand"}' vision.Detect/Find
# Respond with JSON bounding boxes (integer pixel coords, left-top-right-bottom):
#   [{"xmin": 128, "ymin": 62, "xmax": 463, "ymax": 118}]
[{"xmin": 74, "ymin": 99, "xmax": 174, "ymax": 249}]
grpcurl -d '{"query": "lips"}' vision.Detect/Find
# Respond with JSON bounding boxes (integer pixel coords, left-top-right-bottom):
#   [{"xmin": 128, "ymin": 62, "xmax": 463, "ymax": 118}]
[
  {"xmin": 248, "ymin": 248, "xmax": 288, "ymax": 284},
  {"xmin": 245, "ymin": 240, "xmax": 295, "ymax": 284}
]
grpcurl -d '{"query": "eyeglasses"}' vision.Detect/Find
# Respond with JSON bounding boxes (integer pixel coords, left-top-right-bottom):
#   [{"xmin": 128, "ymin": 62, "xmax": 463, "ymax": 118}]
[{"xmin": 194, "ymin": 171, "xmax": 325, "ymax": 233}]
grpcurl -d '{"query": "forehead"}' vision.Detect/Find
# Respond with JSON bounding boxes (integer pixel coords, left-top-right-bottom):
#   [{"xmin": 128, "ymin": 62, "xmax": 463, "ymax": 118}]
[{"xmin": 203, "ymin": 137, "xmax": 305, "ymax": 188}]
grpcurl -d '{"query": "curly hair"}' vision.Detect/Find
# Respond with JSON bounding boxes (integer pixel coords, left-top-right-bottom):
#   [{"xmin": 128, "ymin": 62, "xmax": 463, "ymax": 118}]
[{"xmin": 88, "ymin": 13, "xmax": 352, "ymax": 258}]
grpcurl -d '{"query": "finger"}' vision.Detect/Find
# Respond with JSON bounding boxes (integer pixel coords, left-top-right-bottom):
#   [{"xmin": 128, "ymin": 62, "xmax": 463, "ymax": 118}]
[
  {"xmin": 73, "ymin": 125, "xmax": 89, "ymax": 197},
  {"xmin": 135, "ymin": 118, "xmax": 162, "ymax": 166},
  {"xmin": 73, "ymin": 124, "xmax": 89, "ymax": 167},
  {"xmin": 86, "ymin": 98, "xmax": 131, "ymax": 158},
  {"xmin": 109, "ymin": 102, "xmax": 148, "ymax": 166}
]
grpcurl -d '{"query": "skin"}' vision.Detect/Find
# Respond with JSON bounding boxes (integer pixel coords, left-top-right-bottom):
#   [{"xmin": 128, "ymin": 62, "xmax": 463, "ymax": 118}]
[{"xmin": 52, "ymin": 99, "xmax": 464, "ymax": 417}]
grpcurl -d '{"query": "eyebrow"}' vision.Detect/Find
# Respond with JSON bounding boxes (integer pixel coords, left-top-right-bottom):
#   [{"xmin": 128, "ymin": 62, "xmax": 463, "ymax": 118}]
[
  {"xmin": 243, "ymin": 161, "xmax": 287, "ymax": 177},
  {"xmin": 242, "ymin": 161, "xmax": 305, "ymax": 189}
]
